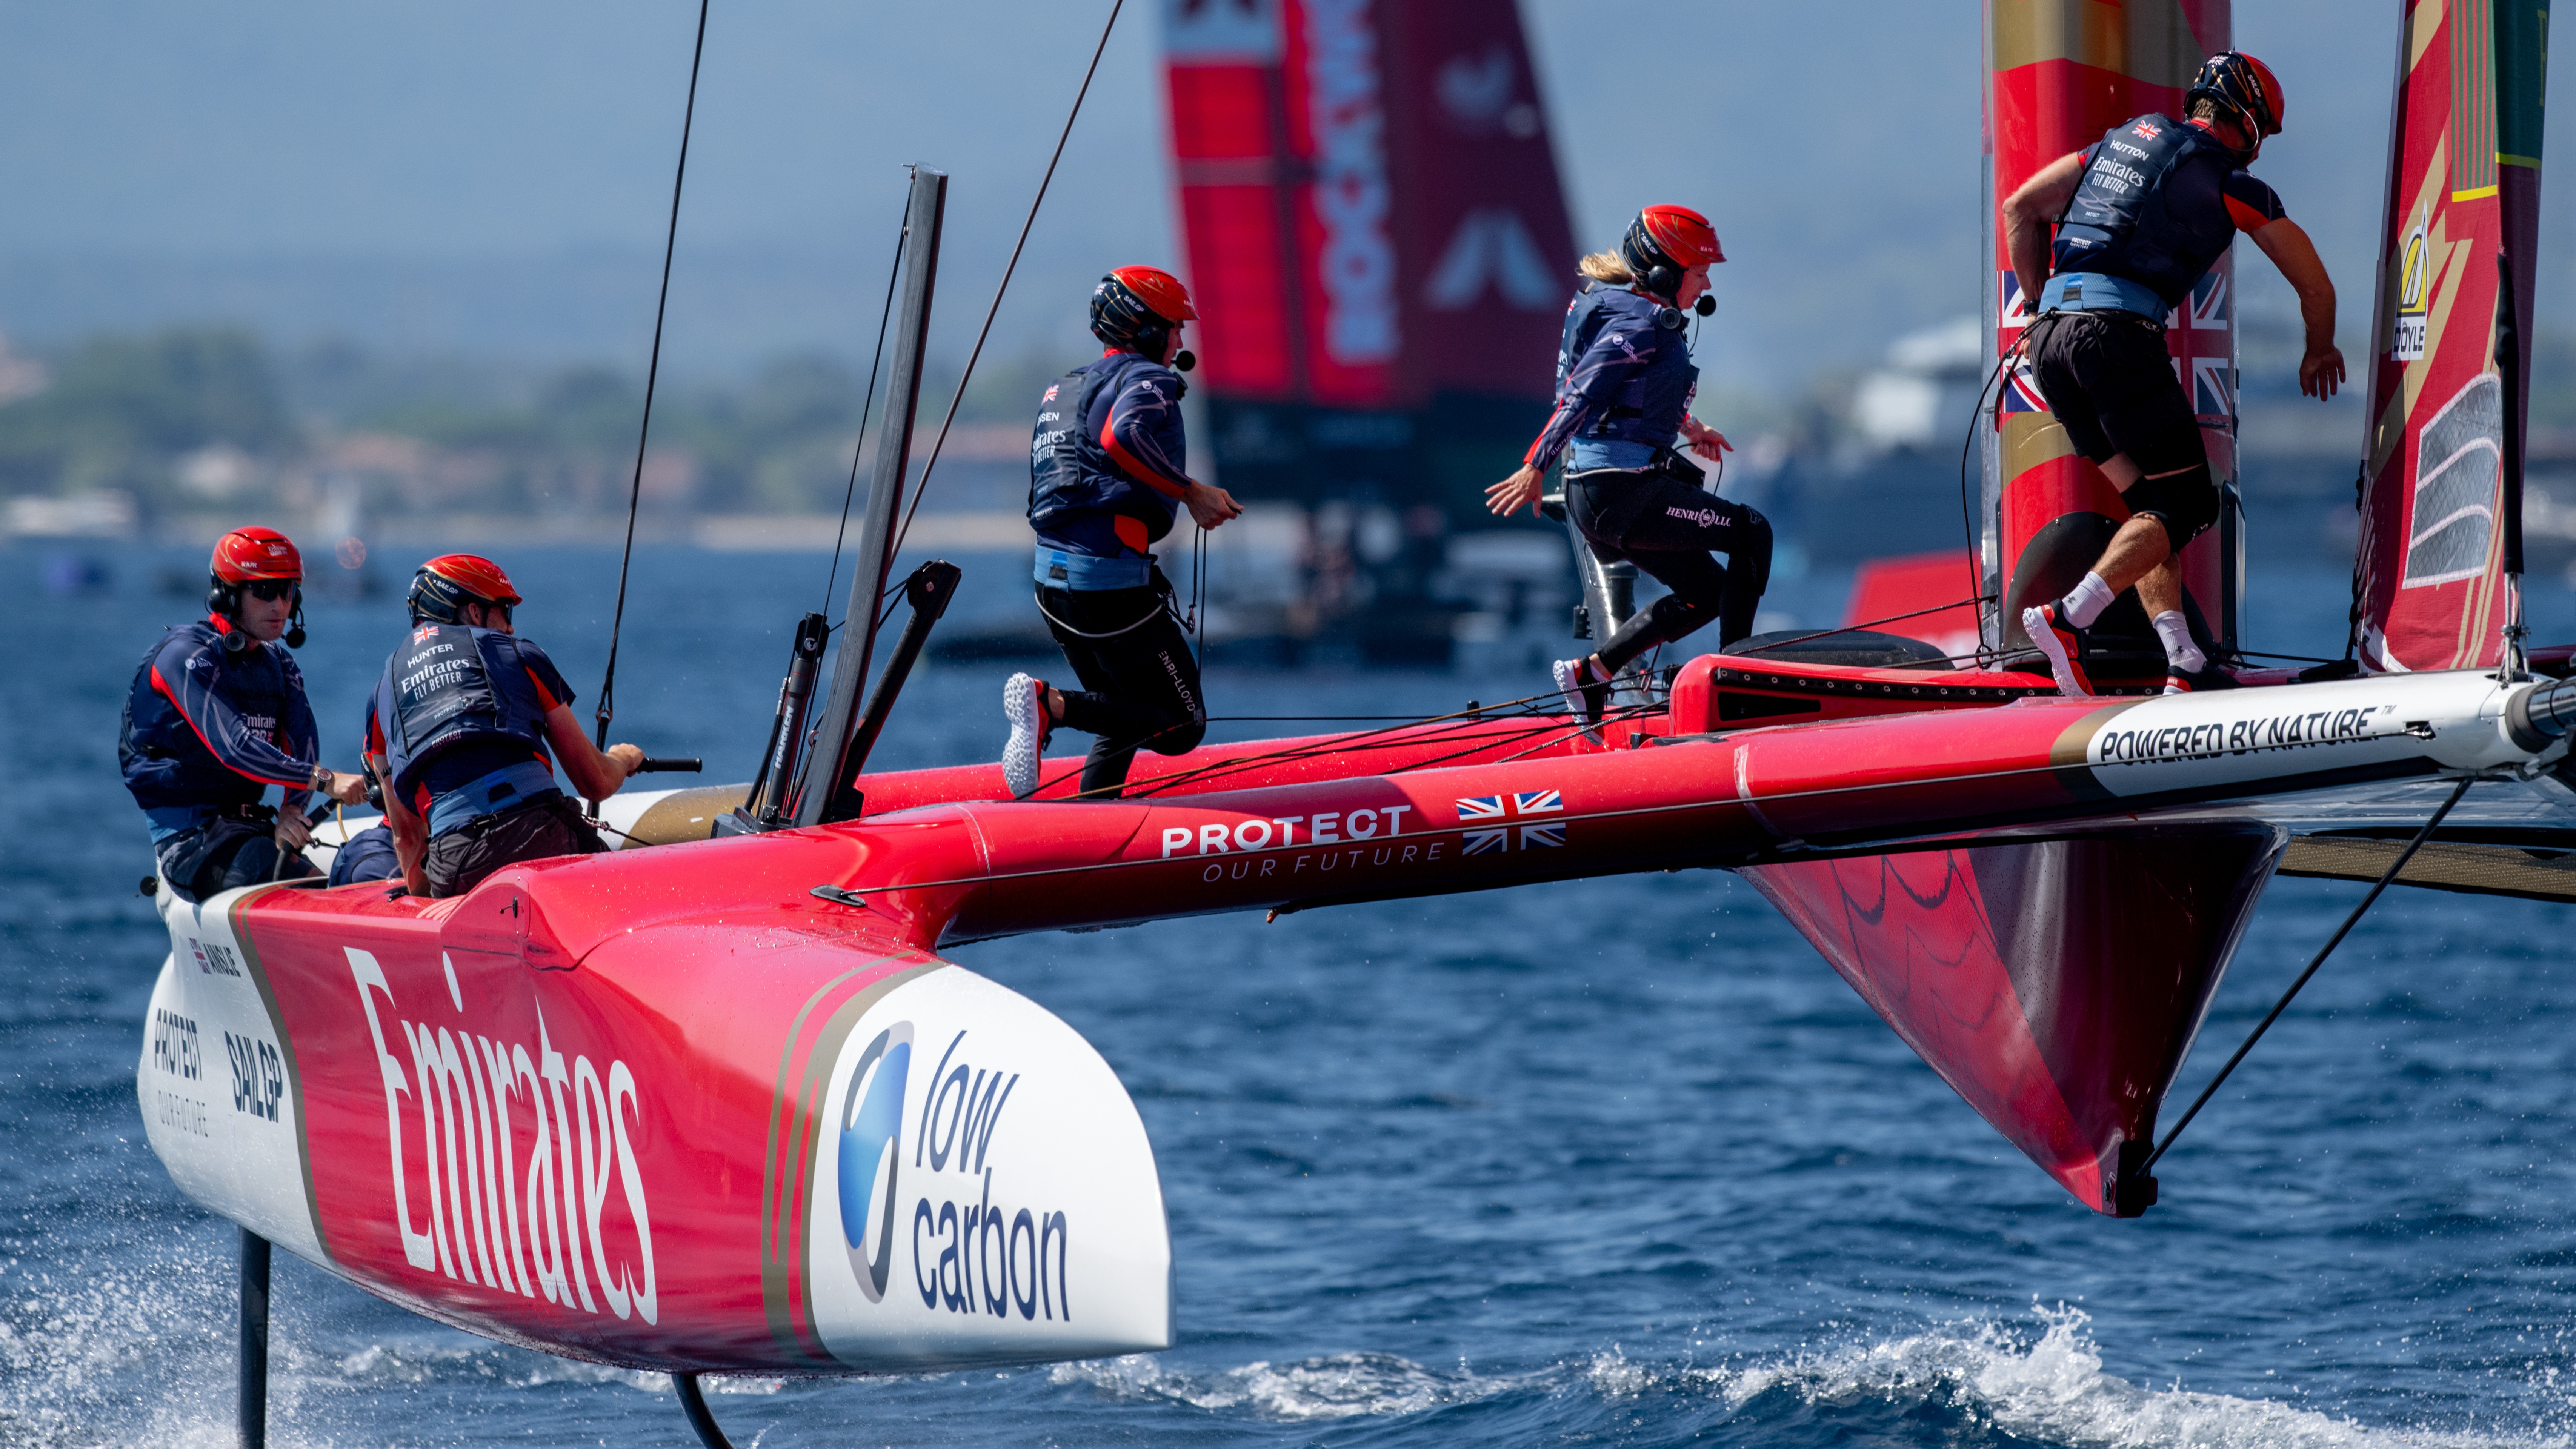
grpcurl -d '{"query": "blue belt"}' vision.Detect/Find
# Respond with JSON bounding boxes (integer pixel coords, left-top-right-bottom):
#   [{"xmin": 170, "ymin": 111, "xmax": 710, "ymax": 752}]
[
  {"xmin": 1033, "ymin": 546, "xmax": 1152, "ymax": 591},
  {"xmin": 427, "ymin": 759, "xmax": 563, "ymax": 838},
  {"xmin": 2039, "ymin": 272, "xmax": 2172, "ymax": 324}
]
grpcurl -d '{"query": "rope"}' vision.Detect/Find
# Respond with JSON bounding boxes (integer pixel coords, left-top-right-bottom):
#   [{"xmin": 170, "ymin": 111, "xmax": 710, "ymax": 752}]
[
  {"xmin": 823, "ymin": 185, "xmax": 916, "ymax": 625},
  {"xmin": 2141, "ymin": 772, "xmax": 2476, "ymax": 1173},
  {"xmin": 595, "ymin": 0, "xmax": 711, "ymax": 750},
  {"xmin": 887, "ymin": 0, "xmax": 1127, "ymax": 567}
]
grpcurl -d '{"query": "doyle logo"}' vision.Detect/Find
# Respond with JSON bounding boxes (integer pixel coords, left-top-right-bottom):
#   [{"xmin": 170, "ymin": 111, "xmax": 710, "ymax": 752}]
[
  {"xmin": 1457, "ymin": 790, "xmax": 1562, "ymax": 853},
  {"xmin": 837, "ymin": 1023, "xmax": 914, "ymax": 1304},
  {"xmin": 189, "ymin": 937, "xmax": 242, "ymax": 978}
]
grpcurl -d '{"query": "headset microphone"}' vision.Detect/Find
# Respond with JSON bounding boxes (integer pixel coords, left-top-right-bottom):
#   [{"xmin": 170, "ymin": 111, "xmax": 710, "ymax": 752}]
[
  {"xmin": 1695, "ymin": 295, "xmax": 1716, "ymax": 317},
  {"xmin": 1173, "ymin": 350, "xmax": 1196, "ymax": 372}
]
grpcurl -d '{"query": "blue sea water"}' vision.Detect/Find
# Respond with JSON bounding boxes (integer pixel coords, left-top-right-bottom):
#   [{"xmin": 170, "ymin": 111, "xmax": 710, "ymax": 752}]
[{"xmin": 2, "ymin": 542, "xmax": 2569, "ymax": 1447}]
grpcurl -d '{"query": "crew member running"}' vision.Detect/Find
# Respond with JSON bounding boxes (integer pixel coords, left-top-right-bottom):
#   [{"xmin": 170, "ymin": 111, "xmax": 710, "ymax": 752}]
[
  {"xmin": 1001, "ymin": 266, "xmax": 1242, "ymax": 800},
  {"xmin": 364, "ymin": 555, "xmax": 644, "ymax": 898},
  {"xmin": 1484, "ymin": 205, "xmax": 1769, "ymax": 723},
  {"xmin": 120, "ymin": 527, "xmax": 369, "ymax": 901},
  {"xmin": 2005, "ymin": 51, "xmax": 2342, "ymax": 695}
]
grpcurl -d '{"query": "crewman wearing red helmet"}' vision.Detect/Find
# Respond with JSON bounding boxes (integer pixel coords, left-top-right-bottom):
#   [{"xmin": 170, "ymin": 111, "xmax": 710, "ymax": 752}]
[
  {"xmin": 119, "ymin": 527, "xmax": 371, "ymax": 901},
  {"xmin": 1486, "ymin": 205, "xmax": 1772, "ymax": 725},
  {"xmin": 1002, "ymin": 265, "xmax": 1243, "ymax": 799},
  {"xmin": 361, "ymin": 554, "xmax": 644, "ymax": 897},
  {"xmin": 2003, "ymin": 51, "xmax": 2343, "ymax": 697}
]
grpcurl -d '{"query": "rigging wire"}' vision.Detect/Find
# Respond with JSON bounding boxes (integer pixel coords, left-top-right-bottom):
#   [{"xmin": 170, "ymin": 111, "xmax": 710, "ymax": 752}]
[
  {"xmin": 594, "ymin": 0, "xmax": 712, "ymax": 750},
  {"xmin": 2140, "ymin": 772, "xmax": 2476, "ymax": 1174},
  {"xmin": 885, "ymin": 0, "xmax": 1127, "ymax": 573},
  {"xmin": 1955, "ymin": 315, "xmax": 2051, "ymax": 668},
  {"xmin": 822, "ymin": 185, "xmax": 918, "ymax": 625}
]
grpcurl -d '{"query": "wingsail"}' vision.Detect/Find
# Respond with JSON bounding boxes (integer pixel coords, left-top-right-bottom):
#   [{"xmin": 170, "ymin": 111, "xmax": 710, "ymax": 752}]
[
  {"xmin": 1157, "ymin": 0, "xmax": 1577, "ymax": 505},
  {"xmin": 2350, "ymin": 0, "xmax": 2551, "ymax": 672}
]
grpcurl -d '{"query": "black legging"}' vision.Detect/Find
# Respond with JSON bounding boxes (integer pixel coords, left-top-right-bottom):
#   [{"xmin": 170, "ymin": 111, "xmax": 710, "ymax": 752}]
[
  {"xmin": 1035, "ymin": 576, "xmax": 1206, "ymax": 799},
  {"xmin": 1567, "ymin": 465, "xmax": 1773, "ymax": 672}
]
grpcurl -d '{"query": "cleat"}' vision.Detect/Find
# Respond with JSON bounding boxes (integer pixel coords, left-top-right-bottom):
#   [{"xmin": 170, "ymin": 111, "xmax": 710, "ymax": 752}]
[
  {"xmin": 2162, "ymin": 664, "xmax": 2241, "ymax": 695},
  {"xmin": 1553, "ymin": 656, "xmax": 1612, "ymax": 725},
  {"xmin": 1002, "ymin": 673, "xmax": 1052, "ymax": 798},
  {"xmin": 2021, "ymin": 601, "xmax": 2095, "ymax": 697}
]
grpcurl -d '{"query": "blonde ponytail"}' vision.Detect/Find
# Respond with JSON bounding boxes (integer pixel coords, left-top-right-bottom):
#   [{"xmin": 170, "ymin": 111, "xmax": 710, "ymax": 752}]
[{"xmin": 1577, "ymin": 251, "xmax": 1633, "ymax": 285}]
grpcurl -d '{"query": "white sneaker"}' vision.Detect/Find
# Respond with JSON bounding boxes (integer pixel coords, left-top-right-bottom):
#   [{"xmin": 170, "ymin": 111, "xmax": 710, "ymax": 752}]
[
  {"xmin": 1553, "ymin": 657, "xmax": 1610, "ymax": 724},
  {"xmin": 1002, "ymin": 673, "xmax": 1050, "ymax": 798}
]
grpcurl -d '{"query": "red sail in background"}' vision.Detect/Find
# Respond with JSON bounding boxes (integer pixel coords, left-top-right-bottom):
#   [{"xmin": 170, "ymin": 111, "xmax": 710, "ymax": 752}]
[
  {"xmin": 1160, "ymin": 0, "xmax": 1576, "ymax": 502},
  {"xmin": 1982, "ymin": 2, "xmax": 2237, "ymax": 670},
  {"xmin": 2350, "ymin": 0, "xmax": 2550, "ymax": 672}
]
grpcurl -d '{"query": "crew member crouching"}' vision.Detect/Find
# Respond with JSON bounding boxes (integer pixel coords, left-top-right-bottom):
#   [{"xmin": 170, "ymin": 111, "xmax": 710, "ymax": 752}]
[
  {"xmin": 364, "ymin": 555, "xmax": 644, "ymax": 898},
  {"xmin": 120, "ymin": 527, "xmax": 370, "ymax": 901},
  {"xmin": 1000, "ymin": 266, "xmax": 1242, "ymax": 800},
  {"xmin": 1485, "ymin": 205, "xmax": 1771, "ymax": 723}
]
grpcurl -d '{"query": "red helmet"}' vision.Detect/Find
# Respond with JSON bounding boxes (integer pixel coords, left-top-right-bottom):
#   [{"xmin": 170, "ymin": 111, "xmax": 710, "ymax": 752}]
[
  {"xmin": 1091, "ymin": 266, "xmax": 1197, "ymax": 354},
  {"xmin": 1629, "ymin": 205, "xmax": 1724, "ymax": 271},
  {"xmin": 2189, "ymin": 51, "xmax": 2284, "ymax": 139},
  {"xmin": 408, "ymin": 553, "xmax": 522, "ymax": 625},
  {"xmin": 210, "ymin": 526, "xmax": 302, "ymax": 585}
]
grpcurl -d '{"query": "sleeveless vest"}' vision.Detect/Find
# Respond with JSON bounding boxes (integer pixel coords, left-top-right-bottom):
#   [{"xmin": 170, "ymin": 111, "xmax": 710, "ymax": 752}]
[
  {"xmin": 2052, "ymin": 114, "xmax": 2246, "ymax": 309},
  {"xmin": 1556, "ymin": 283, "xmax": 1698, "ymax": 450},
  {"xmin": 1027, "ymin": 351, "xmax": 1181, "ymax": 544},
  {"xmin": 378, "ymin": 624, "xmax": 550, "ymax": 796}
]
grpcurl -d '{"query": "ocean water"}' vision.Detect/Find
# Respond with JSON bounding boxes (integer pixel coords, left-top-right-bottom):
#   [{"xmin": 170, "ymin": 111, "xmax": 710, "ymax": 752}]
[{"xmin": 3, "ymin": 541, "xmax": 2569, "ymax": 1448}]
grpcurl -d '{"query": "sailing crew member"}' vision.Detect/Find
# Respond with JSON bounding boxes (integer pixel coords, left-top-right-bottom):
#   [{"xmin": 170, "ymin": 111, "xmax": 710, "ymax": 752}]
[
  {"xmin": 2006, "ymin": 52, "xmax": 2343, "ymax": 696},
  {"xmin": 120, "ymin": 527, "xmax": 370, "ymax": 901},
  {"xmin": 363, "ymin": 554, "xmax": 644, "ymax": 898},
  {"xmin": 1001, "ymin": 266, "xmax": 1243, "ymax": 800},
  {"xmin": 1484, "ymin": 205, "xmax": 1768, "ymax": 724}
]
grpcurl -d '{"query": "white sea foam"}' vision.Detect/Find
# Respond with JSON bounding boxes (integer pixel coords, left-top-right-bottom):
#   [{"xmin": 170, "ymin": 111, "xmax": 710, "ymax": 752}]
[
  {"xmin": 1046, "ymin": 1308, "xmax": 2563, "ymax": 1446},
  {"xmin": 1050, "ymin": 1349, "xmax": 1534, "ymax": 1421},
  {"xmin": 1709, "ymin": 1306, "xmax": 2562, "ymax": 1449}
]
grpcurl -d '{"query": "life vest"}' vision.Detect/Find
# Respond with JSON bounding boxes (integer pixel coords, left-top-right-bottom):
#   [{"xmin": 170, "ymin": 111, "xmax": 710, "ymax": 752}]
[
  {"xmin": 119, "ymin": 620, "xmax": 298, "ymax": 811},
  {"xmin": 377, "ymin": 624, "xmax": 551, "ymax": 798},
  {"xmin": 2050, "ymin": 114, "xmax": 2246, "ymax": 309},
  {"xmin": 1027, "ymin": 351, "xmax": 1182, "ymax": 545},
  {"xmin": 1555, "ymin": 282, "xmax": 1698, "ymax": 451}
]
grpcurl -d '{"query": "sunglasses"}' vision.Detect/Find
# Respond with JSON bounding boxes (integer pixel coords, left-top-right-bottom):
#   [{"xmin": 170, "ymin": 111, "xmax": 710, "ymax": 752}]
[{"xmin": 241, "ymin": 578, "xmax": 300, "ymax": 601}]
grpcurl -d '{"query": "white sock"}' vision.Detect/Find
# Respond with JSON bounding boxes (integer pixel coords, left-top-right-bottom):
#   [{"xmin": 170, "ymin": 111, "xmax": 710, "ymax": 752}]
[
  {"xmin": 2153, "ymin": 611, "xmax": 2207, "ymax": 673},
  {"xmin": 2063, "ymin": 572, "xmax": 2116, "ymax": 629}
]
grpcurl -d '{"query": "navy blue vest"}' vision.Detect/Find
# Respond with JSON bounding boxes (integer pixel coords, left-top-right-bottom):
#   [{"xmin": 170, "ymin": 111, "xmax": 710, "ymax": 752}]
[
  {"xmin": 1556, "ymin": 283, "xmax": 1698, "ymax": 451},
  {"xmin": 377, "ymin": 625, "xmax": 551, "ymax": 798},
  {"xmin": 1027, "ymin": 351, "xmax": 1181, "ymax": 545},
  {"xmin": 2052, "ymin": 114, "xmax": 2246, "ymax": 309}
]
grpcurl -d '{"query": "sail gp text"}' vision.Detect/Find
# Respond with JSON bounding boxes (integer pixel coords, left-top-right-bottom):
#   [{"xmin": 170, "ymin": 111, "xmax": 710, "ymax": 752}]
[
  {"xmin": 1157, "ymin": 806, "xmax": 1439, "ymax": 883},
  {"xmin": 343, "ymin": 948, "xmax": 659, "ymax": 1326}
]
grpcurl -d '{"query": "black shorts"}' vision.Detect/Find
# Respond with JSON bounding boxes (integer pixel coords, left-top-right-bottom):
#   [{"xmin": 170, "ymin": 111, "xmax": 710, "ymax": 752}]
[
  {"xmin": 2028, "ymin": 310, "xmax": 2218, "ymax": 549},
  {"xmin": 424, "ymin": 795, "xmax": 604, "ymax": 898},
  {"xmin": 2028, "ymin": 311, "xmax": 2205, "ymax": 477}
]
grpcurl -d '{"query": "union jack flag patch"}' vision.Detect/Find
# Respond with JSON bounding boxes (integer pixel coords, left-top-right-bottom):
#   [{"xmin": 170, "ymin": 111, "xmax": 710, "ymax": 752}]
[{"xmin": 1457, "ymin": 790, "xmax": 1564, "ymax": 853}]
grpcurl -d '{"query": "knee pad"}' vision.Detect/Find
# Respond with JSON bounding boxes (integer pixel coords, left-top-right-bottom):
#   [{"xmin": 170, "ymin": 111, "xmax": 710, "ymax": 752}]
[{"xmin": 2123, "ymin": 462, "xmax": 2219, "ymax": 553}]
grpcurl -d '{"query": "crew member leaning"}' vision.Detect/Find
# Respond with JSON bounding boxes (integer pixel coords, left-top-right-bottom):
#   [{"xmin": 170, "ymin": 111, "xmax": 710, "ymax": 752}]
[
  {"xmin": 1000, "ymin": 266, "xmax": 1242, "ymax": 800},
  {"xmin": 2005, "ymin": 51, "xmax": 2343, "ymax": 696},
  {"xmin": 1485, "ymin": 205, "xmax": 1767, "ymax": 724},
  {"xmin": 120, "ymin": 527, "xmax": 369, "ymax": 901},
  {"xmin": 364, "ymin": 554, "xmax": 644, "ymax": 898}
]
